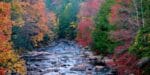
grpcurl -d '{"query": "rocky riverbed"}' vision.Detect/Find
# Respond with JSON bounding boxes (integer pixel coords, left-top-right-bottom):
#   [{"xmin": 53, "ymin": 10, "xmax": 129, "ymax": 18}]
[{"xmin": 23, "ymin": 39, "xmax": 116, "ymax": 75}]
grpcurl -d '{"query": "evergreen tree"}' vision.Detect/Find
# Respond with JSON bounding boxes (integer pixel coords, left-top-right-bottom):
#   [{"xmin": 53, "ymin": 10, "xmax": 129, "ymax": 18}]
[{"xmin": 92, "ymin": 0, "xmax": 116, "ymax": 54}]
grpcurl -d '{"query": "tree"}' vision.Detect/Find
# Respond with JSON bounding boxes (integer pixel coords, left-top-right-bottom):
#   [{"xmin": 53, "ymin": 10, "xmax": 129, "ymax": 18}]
[
  {"xmin": 11, "ymin": 0, "xmax": 55, "ymax": 50},
  {"xmin": 11, "ymin": 26, "xmax": 34, "ymax": 51},
  {"xmin": 92, "ymin": 0, "xmax": 116, "ymax": 54},
  {"xmin": 45, "ymin": 0, "xmax": 82, "ymax": 39},
  {"xmin": 0, "ymin": 2, "xmax": 26, "ymax": 75},
  {"xmin": 129, "ymin": 0, "xmax": 150, "ymax": 74},
  {"xmin": 76, "ymin": 0, "xmax": 101, "ymax": 47},
  {"xmin": 58, "ymin": 0, "xmax": 80, "ymax": 39}
]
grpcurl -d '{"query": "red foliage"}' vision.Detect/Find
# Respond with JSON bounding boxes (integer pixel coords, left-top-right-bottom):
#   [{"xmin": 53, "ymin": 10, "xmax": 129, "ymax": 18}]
[
  {"xmin": 109, "ymin": 4, "xmax": 121, "ymax": 24},
  {"xmin": 76, "ymin": 0, "xmax": 103, "ymax": 46},
  {"xmin": 109, "ymin": 0, "xmax": 132, "ymax": 25},
  {"xmin": 0, "ymin": 68, "xmax": 7, "ymax": 75},
  {"xmin": 108, "ymin": 0, "xmax": 142, "ymax": 74},
  {"xmin": 33, "ymin": 0, "xmax": 49, "ymax": 33},
  {"xmin": 0, "ymin": 2, "xmax": 12, "ymax": 51},
  {"xmin": 0, "ymin": 2, "xmax": 12, "ymax": 74},
  {"xmin": 76, "ymin": 18, "xmax": 93, "ymax": 47},
  {"xmin": 112, "ymin": 30, "xmax": 132, "ymax": 41},
  {"xmin": 113, "ymin": 52, "xmax": 142, "ymax": 75},
  {"xmin": 78, "ymin": 0, "xmax": 101, "ymax": 17}
]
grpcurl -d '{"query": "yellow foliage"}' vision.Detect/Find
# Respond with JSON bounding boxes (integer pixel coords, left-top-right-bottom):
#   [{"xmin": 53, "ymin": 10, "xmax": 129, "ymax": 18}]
[
  {"xmin": 70, "ymin": 22, "xmax": 77, "ymax": 28},
  {"xmin": 31, "ymin": 32, "xmax": 44, "ymax": 47},
  {"xmin": 11, "ymin": 0, "xmax": 25, "ymax": 26},
  {"xmin": 48, "ymin": 12, "xmax": 58, "ymax": 26},
  {"xmin": 0, "ymin": 2, "xmax": 26, "ymax": 75},
  {"xmin": 11, "ymin": 0, "xmax": 24, "ymax": 14},
  {"xmin": 0, "ymin": 50, "xmax": 26, "ymax": 75}
]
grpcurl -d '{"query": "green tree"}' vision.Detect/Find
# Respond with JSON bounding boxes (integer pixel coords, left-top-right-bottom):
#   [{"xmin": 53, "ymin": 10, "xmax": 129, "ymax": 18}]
[
  {"xmin": 92, "ymin": 0, "xmax": 116, "ymax": 54},
  {"xmin": 0, "ymin": 0, "xmax": 12, "ymax": 3},
  {"xmin": 11, "ymin": 26, "xmax": 34, "ymax": 51},
  {"xmin": 58, "ymin": 2, "xmax": 78, "ymax": 39},
  {"xmin": 129, "ymin": 0, "xmax": 150, "ymax": 58},
  {"xmin": 45, "ymin": 0, "xmax": 81, "ymax": 39}
]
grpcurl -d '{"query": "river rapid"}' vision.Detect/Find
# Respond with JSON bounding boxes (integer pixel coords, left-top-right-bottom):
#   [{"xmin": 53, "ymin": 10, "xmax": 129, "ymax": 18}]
[{"xmin": 24, "ymin": 39, "xmax": 116, "ymax": 75}]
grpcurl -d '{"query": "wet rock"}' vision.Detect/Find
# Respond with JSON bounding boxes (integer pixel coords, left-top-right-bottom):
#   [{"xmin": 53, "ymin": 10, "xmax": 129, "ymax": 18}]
[
  {"xmin": 87, "ymin": 55, "xmax": 106, "ymax": 66},
  {"xmin": 88, "ymin": 56, "xmax": 97, "ymax": 64},
  {"xmin": 41, "ymin": 68, "xmax": 60, "ymax": 74},
  {"xmin": 83, "ymin": 51, "xmax": 93, "ymax": 57},
  {"xmin": 95, "ymin": 66, "xmax": 105, "ymax": 72},
  {"xmin": 79, "ymin": 54, "xmax": 85, "ymax": 57},
  {"xmin": 61, "ymin": 64, "xmax": 67, "ymax": 67},
  {"xmin": 23, "ymin": 52, "xmax": 50, "ymax": 61},
  {"xmin": 70, "ymin": 64, "xmax": 87, "ymax": 71},
  {"xmin": 137, "ymin": 57, "xmax": 150, "ymax": 68},
  {"xmin": 28, "ymin": 51, "xmax": 51, "ymax": 56},
  {"xmin": 103, "ymin": 57, "xmax": 115, "ymax": 67}
]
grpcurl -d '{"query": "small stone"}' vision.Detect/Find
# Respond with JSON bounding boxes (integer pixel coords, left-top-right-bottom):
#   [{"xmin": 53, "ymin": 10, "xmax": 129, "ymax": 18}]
[
  {"xmin": 95, "ymin": 66, "xmax": 104, "ymax": 72},
  {"xmin": 70, "ymin": 64, "xmax": 87, "ymax": 71},
  {"xmin": 61, "ymin": 64, "xmax": 67, "ymax": 67}
]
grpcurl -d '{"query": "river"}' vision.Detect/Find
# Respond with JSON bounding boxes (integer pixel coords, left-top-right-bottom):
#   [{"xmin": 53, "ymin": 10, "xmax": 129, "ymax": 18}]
[{"xmin": 24, "ymin": 39, "xmax": 115, "ymax": 75}]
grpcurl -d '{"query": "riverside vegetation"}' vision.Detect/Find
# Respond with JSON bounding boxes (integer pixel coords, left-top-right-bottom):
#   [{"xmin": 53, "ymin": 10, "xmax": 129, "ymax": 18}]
[{"xmin": 0, "ymin": 0, "xmax": 149, "ymax": 75}]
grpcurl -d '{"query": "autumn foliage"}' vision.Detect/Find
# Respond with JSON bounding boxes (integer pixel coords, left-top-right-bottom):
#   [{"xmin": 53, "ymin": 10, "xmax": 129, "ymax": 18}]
[
  {"xmin": 113, "ymin": 52, "xmax": 142, "ymax": 75},
  {"xmin": 76, "ymin": 18, "xmax": 93, "ymax": 46},
  {"xmin": 76, "ymin": 0, "xmax": 102, "ymax": 46},
  {"xmin": 0, "ymin": 0, "xmax": 149, "ymax": 75},
  {"xmin": 0, "ymin": 2, "xmax": 26, "ymax": 75},
  {"xmin": 11, "ymin": 0, "xmax": 56, "ymax": 50},
  {"xmin": 0, "ymin": 2, "xmax": 12, "ymax": 44},
  {"xmin": 107, "ymin": 0, "xmax": 143, "ymax": 74},
  {"xmin": 0, "ymin": 2, "xmax": 12, "ymax": 74}
]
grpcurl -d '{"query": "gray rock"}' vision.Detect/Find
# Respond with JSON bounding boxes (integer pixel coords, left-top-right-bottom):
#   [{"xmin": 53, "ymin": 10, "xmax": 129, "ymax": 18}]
[
  {"xmin": 137, "ymin": 57, "xmax": 150, "ymax": 68},
  {"xmin": 70, "ymin": 64, "xmax": 87, "ymax": 71},
  {"xmin": 94, "ymin": 66, "xmax": 105, "ymax": 72}
]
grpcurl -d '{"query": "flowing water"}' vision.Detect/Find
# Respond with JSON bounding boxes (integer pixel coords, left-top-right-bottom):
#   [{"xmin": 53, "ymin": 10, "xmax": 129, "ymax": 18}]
[{"xmin": 25, "ymin": 39, "xmax": 113, "ymax": 75}]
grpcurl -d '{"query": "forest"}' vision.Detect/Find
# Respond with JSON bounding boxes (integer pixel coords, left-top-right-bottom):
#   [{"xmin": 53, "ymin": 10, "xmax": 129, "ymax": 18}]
[{"xmin": 0, "ymin": 0, "xmax": 149, "ymax": 75}]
